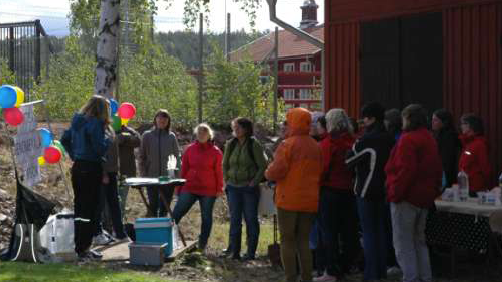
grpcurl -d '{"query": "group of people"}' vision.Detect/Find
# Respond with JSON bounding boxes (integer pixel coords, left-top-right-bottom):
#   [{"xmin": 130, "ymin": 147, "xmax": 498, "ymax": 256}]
[{"xmin": 61, "ymin": 95, "xmax": 492, "ymax": 282}]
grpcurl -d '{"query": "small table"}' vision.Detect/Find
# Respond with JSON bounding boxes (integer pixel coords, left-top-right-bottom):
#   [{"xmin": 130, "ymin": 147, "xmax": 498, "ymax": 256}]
[
  {"xmin": 124, "ymin": 177, "xmax": 187, "ymax": 246},
  {"xmin": 426, "ymin": 199, "xmax": 502, "ymax": 275}
]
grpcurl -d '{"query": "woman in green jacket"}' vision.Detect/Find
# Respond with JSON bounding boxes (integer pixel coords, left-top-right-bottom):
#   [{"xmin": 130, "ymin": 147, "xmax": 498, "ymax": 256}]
[{"xmin": 223, "ymin": 117, "xmax": 268, "ymax": 260}]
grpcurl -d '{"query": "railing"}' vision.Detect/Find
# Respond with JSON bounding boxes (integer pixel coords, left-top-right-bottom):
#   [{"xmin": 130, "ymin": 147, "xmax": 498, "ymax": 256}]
[{"xmin": 0, "ymin": 20, "xmax": 54, "ymax": 100}]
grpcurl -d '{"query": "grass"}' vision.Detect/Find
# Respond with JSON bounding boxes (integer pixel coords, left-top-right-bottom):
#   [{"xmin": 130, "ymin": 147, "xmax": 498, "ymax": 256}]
[{"xmin": 0, "ymin": 262, "xmax": 183, "ymax": 282}]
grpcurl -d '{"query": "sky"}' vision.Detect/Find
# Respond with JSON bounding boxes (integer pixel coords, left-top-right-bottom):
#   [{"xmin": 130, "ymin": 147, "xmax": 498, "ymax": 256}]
[{"xmin": 0, "ymin": 0, "xmax": 324, "ymax": 37}]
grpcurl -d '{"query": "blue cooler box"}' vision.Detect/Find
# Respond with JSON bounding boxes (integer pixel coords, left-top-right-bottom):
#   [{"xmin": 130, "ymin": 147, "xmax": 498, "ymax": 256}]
[{"xmin": 134, "ymin": 218, "xmax": 173, "ymax": 257}]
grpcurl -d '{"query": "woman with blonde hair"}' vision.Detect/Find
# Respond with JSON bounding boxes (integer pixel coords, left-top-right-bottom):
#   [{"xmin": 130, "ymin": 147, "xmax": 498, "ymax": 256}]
[
  {"xmin": 138, "ymin": 109, "xmax": 181, "ymax": 217},
  {"xmin": 315, "ymin": 108, "xmax": 359, "ymax": 282},
  {"xmin": 172, "ymin": 123, "xmax": 223, "ymax": 252},
  {"xmin": 61, "ymin": 95, "xmax": 113, "ymax": 261}
]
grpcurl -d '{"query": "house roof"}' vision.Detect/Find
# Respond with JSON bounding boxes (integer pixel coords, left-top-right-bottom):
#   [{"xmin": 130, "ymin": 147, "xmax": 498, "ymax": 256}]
[{"xmin": 230, "ymin": 24, "xmax": 324, "ymax": 62}]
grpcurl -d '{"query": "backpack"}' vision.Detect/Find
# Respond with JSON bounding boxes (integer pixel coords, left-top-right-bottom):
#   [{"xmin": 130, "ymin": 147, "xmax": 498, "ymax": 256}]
[
  {"xmin": 227, "ymin": 137, "xmax": 269, "ymax": 183},
  {"xmin": 10, "ymin": 223, "xmax": 42, "ymax": 263},
  {"xmin": 38, "ymin": 211, "xmax": 77, "ymax": 262}
]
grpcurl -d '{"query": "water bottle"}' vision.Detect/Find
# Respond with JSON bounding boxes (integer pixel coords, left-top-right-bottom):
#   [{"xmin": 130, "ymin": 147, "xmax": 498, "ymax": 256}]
[{"xmin": 458, "ymin": 171, "xmax": 469, "ymax": 202}]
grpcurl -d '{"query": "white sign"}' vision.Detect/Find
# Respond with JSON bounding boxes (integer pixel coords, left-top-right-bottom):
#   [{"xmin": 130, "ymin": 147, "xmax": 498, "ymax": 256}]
[{"xmin": 14, "ymin": 104, "xmax": 42, "ymax": 187}]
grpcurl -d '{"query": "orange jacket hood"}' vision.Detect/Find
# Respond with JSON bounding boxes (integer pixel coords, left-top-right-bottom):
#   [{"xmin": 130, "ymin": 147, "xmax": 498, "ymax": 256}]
[{"xmin": 286, "ymin": 108, "xmax": 311, "ymax": 137}]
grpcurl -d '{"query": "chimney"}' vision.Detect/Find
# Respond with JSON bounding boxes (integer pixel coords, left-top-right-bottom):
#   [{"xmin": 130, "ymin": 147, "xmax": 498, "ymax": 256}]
[{"xmin": 300, "ymin": 0, "xmax": 318, "ymax": 29}]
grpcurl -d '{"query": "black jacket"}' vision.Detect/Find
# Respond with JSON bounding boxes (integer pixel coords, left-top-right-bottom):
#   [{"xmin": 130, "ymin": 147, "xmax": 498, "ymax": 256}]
[
  {"xmin": 346, "ymin": 122, "xmax": 395, "ymax": 200},
  {"xmin": 435, "ymin": 129, "xmax": 461, "ymax": 188}
]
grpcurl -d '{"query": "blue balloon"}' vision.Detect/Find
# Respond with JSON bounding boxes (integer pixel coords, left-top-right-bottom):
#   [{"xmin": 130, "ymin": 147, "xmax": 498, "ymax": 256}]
[
  {"xmin": 110, "ymin": 99, "xmax": 118, "ymax": 115},
  {"xmin": 0, "ymin": 85, "xmax": 17, "ymax": 108},
  {"xmin": 38, "ymin": 128, "xmax": 53, "ymax": 148}
]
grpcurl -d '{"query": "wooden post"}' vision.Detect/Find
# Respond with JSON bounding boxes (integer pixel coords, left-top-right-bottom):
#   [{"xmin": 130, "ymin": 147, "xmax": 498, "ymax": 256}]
[
  {"xmin": 225, "ymin": 13, "xmax": 231, "ymax": 62},
  {"xmin": 273, "ymin": 27, "xmax": 279, "ymax": 134},
  {"xmin": 198, "ymin": 13, "xmax": 203, "ymax": 123}
]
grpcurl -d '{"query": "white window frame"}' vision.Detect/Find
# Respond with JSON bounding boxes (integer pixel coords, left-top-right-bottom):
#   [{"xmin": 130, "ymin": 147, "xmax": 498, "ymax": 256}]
[
  {"xmin": 283, "ymin": 63, "xmax": 295, "ymax": 72},
  {"xmin": 300, "ymin": 62, "xmax": 312, "ymax": 72},
  {"xmin": 299, "ymin": 89, "xmax": 312, "ymax": 100},
  {"xmin": 283, "ymin": 89, "xmax": 296, "ymax": 100},
  {"xmin": 299, "ymin": 103, "xmax": 309, "ymax": 109}
]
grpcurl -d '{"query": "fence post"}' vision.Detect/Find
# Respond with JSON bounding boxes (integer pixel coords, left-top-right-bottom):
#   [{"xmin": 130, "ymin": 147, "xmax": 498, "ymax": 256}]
[
  {"xmin": 34, "ymin": 20, "xmax": 41, "ymax": 85},
  {"xmin": 8, "ymin": 26, "xmax": 14, "ymax": 73}
]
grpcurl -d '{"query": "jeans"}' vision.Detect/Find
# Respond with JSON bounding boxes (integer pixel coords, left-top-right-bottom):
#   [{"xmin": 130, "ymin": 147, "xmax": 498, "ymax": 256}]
[
  {"xmin": 357, "ymin": 197, "xmax": 389, "ymax": 280},
  {"xmin": 71, "ymin": 160, "xmax": 102, "ymax": 255},
  {"xmin": 227, "ymin": 185, "xmax": 260, "ymax": 258},
  {"xmin": 95, "ymin": 172, "xmax": 127, "ymax": 239},
  {"xmin": 146, "ymin": 185, "xmax": 175, "ymax": 217},
  {"xmin": 391, "ymin": 201, "xmax": 432, "ymax": 282},
  {"xmin": 118, "ymin": 181, "xmax": 129, "ymax": 220},
  {"xmin": 278, "ymin": 208, "xmax": 315, "ymax": 282},
  {"xmin": 172, "ymin": 192, "xmax": 216, "ymax": 249},
  {"xmin": 318, "ymin": 187, "xmax": 360, "ymax": 277}
]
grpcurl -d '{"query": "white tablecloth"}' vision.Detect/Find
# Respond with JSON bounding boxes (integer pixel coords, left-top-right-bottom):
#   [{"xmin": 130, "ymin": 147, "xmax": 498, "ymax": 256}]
[{"xmin": 435, "ymin": 199, "xmax": 502, "ymax": 218}]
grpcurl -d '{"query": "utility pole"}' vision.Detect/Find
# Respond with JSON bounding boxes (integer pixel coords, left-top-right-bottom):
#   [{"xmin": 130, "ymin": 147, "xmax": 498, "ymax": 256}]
[
  {"xmin": 198, "ymin": 13, "xmax": 204, "ymax": 123},
  {"xmin": 225, "ymin": 13, "xmax": 231, "ymax": 62},
  {"xmin": 273, "ymin": 27, "xmax": 279, "ymax": 134}
]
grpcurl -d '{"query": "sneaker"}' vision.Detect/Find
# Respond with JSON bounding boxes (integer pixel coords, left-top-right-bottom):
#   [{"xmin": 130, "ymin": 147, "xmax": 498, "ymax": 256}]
[
  {"xmin": 93, "ymin": 233, "xmax": 113, "ymax": 246},
  {"xmin": 231, "ymin": 254, "xmax": 241, "ymax": 260},
  {"xmin": 219, "ymin": 248, "xmax": 233, "ymax": 258},
  {"xmin": 89, "ymin": 249, "xmax": 103, "ymax": 259},
  {"xmin": 313, "ymin": 273, "xmax": 337, "ymax": 282},
  {"xmin": 78, "ymin": 251, "xmax": 101, "ymax": 262},
  {"xmin": 115, "ymin": 236, "xmax": 132, "ymax": 244},
  {"xmin": 241, "ymin": 254, "xmax": 255, "ymax": 261},
  {"xmin": 386, "ymin": 266, "xmax": 401, "ymax": 277}
]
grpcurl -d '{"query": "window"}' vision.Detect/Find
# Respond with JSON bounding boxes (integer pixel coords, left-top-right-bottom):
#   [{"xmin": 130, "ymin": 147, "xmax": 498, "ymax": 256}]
[
  {"xmin": 310, "ymin": 103, "xmax": 322, "ymax": 110},
  {"xmin": 283, "ymin": 63, "xmax": 295, "ymax": 72},
  {"xmin": 300, "ymin": 62, "xmax": 312, "ymax": 72},
  {"xmin": 283, "ymin": 89, "xmax": 295, "ymax": 100},
  {"xmin": 299, "ymin": 89, "xmax": 312, "ymax": 100},
  {"xmin": 285, "ymin": 104, "xmax": 294, "ymax": 110},
  {"xmin": 299, "ymin": 103, "xmax": 309, "ymax": 109}
]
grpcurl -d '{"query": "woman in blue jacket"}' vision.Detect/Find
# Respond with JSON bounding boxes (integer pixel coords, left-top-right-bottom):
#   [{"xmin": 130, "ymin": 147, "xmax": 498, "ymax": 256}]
[{"xmin": 61, "ymin": 95, "xmax": 112, "ymax": 261}]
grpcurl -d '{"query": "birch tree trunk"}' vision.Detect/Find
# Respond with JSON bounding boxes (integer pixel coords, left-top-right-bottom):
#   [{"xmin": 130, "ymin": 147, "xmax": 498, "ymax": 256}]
[{"xmin": 95, "ymin": 0, "xmax": 120, "ymax": 99}]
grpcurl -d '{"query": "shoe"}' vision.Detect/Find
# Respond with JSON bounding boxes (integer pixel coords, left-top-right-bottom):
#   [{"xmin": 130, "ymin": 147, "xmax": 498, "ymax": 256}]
[
  {"xmin": 219, "ymin": 248, "xmax": 233, "ymax": 258},
  {"xmin": 78, "ymin": 251, "xmax": 101, "ymax": 262},
  {"xmin": 231, "ymin": 254, "xmax": 241, "ymax": 260},
  {"xmin": 386, "ymin": 266, "xmax": 401, "ymax": 277},
  {"xmin": 313, "ymin": 273, "xmax": 337, "ymax": 282},
  {"xmin": 93, "ymin": 233, "xmax": 113, "ymax": 246},
  {"xmin": 241, "ymin": 254, "xmax": 255, "ymax": 261},
  {"xmin": 89, "ymin": 249, "xmax": 103, "ymax": 259},
  {"xmin": 115, "ymin": 236, "xmax": 132, "ymax": 244}
]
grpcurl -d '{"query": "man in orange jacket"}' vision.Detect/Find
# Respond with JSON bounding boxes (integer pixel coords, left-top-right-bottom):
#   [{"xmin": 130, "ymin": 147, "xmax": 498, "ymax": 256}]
[{"xmin": 266, "ymin": 107, "xmax": 323, "ymax": 282}]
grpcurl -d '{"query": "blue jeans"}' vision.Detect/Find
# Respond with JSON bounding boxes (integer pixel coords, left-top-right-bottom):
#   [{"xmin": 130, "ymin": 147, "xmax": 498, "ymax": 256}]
[
  {"xmin": 227, "ymin": 185, "xmax": 260, "ymax": 258},
  {"xmin": 357, "ymin": 197, "xmax": 389, "ymax": 280},
  {"xmin": 172, "ymin": 192, "xmax": 216, "ymax": 249}
]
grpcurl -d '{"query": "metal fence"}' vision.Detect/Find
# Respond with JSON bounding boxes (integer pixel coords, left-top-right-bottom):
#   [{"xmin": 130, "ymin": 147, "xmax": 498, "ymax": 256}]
[{"xmin": 0, "ymin": 20, "xmax": 54, "ymax": 100}]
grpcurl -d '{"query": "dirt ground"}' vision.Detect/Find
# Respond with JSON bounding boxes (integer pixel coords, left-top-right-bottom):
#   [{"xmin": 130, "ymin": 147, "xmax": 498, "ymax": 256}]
[{"xmin": 0, "ymin": 122, "xmax": 501, "ymax": 282}]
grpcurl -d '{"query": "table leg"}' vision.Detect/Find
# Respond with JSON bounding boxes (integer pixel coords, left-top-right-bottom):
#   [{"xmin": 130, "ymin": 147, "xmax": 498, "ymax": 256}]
[
  {"xmin": 137, "ymin": 187, "xmax": 154, "ymax": 216},
  {"xmin": 159, "ymin": 191, "xmax": 187, "ymax": 247}
]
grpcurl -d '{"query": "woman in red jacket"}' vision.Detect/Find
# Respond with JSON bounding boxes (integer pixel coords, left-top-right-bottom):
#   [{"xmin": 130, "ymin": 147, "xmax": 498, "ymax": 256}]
[
  {"xmin": 385, "ymin": 104, "xmax": 443, "ymax": 282},
  {"xmin": 315, "ymin": 108, "xmax": 359, "ymax": 282},
  {"xmin": 458, "ymin": 113, "xmax": 491, "ymax": 196},
  {"xmin": 172, "ymin": 123, "xmax": 223, "ymax": 251}
]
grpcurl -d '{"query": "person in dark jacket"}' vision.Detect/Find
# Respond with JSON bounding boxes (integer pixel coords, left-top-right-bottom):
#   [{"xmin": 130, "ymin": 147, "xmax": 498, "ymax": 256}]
[
  {"xmin": 315, "ymin": 108, "xmax": 358, "ymax": 282},
  {"xmin": 384, "ymin": 108, "xmax": 402, "ymax": 141},
  {"xmin": 385, "ymin": 104, "xmax": 443, "ymax": 282},
  {"xmin": 432, "ymin": 109, "xmax": 461, "ymax": 189},
  {"xmin": 173, "ymin": 123, "xmax": 223, "ymax": 252},
  {"xmin": 116, "ymin": 125, "xmax": 141, "ymax": 217},
  {"xmin": 346, "ymin": 102, "xmax": 395, "ymax": 282},
  {"xmin": 458, "ymin": 113, "xmax": 491, "ymax": 195},
  {"xmin": 60, "ymin": 95, "xmax": 112, "ymax": 261},
  {"xmin": 138, "ymin": 109, "xmax": 181, "ymax": 217}
]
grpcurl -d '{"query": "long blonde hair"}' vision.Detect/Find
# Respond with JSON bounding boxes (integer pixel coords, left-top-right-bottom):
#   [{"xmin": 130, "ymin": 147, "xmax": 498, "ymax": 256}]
[{"xmin": 79, "ymin": 95, "xmax": 111, "ymax": 125}]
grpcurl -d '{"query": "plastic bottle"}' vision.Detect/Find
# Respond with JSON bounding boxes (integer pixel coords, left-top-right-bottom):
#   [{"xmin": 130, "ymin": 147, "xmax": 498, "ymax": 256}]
[{"xmin": 458, "ymin": 171, "xmax": 469, "ymax": 202}]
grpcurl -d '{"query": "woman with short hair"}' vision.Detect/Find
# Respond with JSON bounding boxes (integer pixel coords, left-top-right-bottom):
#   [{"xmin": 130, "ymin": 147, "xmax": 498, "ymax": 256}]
[{"xmin": 172, "ymin": 123, "xmax": 223, "ymax": 252}]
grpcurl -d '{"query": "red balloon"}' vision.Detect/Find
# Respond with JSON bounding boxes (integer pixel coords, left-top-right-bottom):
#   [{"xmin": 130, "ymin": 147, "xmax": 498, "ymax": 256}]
[
  {"xmin": 118, "ymin": 102, "xmax": 136, "ymax": 119},
  {"xmin": 43, "ymin": 146, "xmax": 62, "ymax": 164},
  {"xmin": 3, "ymin": 107, "xmax": 24, "ymax": 126}
]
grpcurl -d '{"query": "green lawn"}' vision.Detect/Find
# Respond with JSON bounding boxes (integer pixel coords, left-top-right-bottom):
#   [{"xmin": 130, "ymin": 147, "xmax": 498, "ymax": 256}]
[{"xmin": 0, "ymin": 262, "xmax": 181, "ymax": 282}]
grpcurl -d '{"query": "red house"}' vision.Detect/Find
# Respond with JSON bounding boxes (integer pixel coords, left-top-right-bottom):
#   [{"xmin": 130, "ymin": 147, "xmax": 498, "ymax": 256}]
[
  {"xmin": 325, "ymin": 0, "xmax": 502, "ymax": 183},
  {"xmin": 231, "ymin": 0, "xmax": 324, "ymax": 111}
]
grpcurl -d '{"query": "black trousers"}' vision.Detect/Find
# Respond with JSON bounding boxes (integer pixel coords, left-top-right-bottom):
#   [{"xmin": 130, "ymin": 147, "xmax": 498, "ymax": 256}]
[
  {"xmin": 146, "ymin": 185, "xmax": 175, "ymax": 217},
  {"xmin": 95, "ymin": 172, "xmax": 127, "ymax": 239},
  {"xmin": 71, "ymin": 160, "xmax": 102, "ymax": 255}
]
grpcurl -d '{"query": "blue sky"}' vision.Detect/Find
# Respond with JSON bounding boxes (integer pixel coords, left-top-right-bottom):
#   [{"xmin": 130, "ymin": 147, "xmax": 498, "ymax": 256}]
[{"xmin": 0, "ymin": 0, "xmax": 324, "ymax": 37}]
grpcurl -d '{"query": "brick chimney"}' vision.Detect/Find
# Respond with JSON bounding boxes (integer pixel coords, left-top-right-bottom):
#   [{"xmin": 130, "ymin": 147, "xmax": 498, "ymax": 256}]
[{"xmin": 300, "ymin": 0, "xmax": 319, "ymax": 29}]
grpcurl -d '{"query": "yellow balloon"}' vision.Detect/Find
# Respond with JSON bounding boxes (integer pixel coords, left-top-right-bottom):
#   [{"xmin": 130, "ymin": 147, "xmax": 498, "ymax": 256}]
[
  {"xmin": 14, "ymin": 86, "xmax": 24, "ymax": 108},
  {"xmin": 38, "ymin": 156, "xmax": 46, "ymax": 166},
  {"xmin": 121, "ymin": 118, "xmax": 129, "ymax": 126}
]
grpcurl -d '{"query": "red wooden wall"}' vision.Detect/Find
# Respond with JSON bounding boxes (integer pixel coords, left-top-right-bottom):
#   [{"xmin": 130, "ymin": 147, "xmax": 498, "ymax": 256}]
[{"xmin": 443, "ymin": 2, "xmax": 502, "ymax": 182}]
